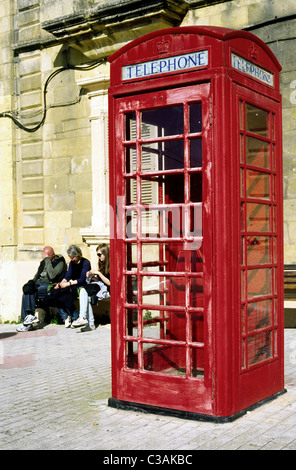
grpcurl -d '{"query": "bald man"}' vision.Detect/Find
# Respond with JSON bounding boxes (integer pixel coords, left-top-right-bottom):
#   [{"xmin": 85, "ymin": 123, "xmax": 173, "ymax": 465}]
[{"xmin": 18, "ymin": 246, "xmax": 67, "ymax": 329}]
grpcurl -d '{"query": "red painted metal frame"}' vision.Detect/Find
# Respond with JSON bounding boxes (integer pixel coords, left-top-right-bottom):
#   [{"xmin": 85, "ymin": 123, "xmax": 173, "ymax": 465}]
[{"xmin": 108, "ymin": 26, "xmax": 284, "ymax": 420}]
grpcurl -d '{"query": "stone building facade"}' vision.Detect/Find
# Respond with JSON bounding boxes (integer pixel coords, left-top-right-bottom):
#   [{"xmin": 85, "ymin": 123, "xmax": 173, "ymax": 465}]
[{"xmin": 0, "ymin": 0, "xmax": 295, "ymax": 322}]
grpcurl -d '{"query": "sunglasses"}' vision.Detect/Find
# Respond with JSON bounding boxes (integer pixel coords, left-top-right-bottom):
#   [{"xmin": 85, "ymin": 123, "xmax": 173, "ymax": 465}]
[{"xmin": 97, "ymin": 252, "xmax": 103, "ymax": 257}]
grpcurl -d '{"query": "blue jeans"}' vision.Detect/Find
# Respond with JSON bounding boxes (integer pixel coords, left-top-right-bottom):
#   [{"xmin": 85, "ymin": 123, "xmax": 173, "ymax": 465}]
[
  {"xmin": 21, "ymin": 283, "xmax": 49, "ymax": 321},
  {"xmin": 57, "ymin": 306, "xmax": 79, "ymax": 322}
]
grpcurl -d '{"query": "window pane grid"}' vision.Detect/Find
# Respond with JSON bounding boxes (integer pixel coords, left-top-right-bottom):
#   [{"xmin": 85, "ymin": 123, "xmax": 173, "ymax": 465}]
[
  {"xmin": 239, "ymin": 99, "xmax": 278, "ymax": 371},
  {"xmin": 124, "ymin": 101, "xmax": 206, "ymax": 379}
]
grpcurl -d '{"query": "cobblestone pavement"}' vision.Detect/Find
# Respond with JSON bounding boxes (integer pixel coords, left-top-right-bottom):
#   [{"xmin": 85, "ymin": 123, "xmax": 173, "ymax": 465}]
[{"xmin": 1, "ymin": 322, "xmax": 296, "ymax": 451}]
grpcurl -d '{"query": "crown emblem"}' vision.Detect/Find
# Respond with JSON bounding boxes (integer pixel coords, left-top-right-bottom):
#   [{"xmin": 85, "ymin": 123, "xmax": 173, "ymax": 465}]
[
  {"xmin": 156, "ymin": 40, "xmax": 170, "ymax": 54},
  {"xmin": 248, "ymin": 43, "xmax": 258, "ymax": 60}
]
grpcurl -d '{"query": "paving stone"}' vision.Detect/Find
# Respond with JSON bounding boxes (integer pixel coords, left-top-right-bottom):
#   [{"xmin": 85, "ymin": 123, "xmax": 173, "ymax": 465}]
[{"xmin": 1, "ymin": 323, "xmax": 296, "ymax": 450}]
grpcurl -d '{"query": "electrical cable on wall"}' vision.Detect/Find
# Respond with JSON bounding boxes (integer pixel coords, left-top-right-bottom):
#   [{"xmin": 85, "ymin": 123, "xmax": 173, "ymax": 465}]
[{"xmin": 0, "ymin": 59, "xmax": 105, "ymax": 133}]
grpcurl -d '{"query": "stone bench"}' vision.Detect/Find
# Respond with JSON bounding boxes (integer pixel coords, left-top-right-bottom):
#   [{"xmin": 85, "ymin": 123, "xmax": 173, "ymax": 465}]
[
  {"xmin": 284, "ymin": 265, "xmax": 296, "ymax": 328},
  {"xmin": 35, "ymin": 296, "xmax": 110, "ymax": 327}
]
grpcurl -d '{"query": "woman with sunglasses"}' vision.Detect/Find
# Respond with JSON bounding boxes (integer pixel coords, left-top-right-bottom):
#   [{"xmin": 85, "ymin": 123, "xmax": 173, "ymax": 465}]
[{"xmin": 71, "ymin": 243, "xmax": 110, "ymax": 331}]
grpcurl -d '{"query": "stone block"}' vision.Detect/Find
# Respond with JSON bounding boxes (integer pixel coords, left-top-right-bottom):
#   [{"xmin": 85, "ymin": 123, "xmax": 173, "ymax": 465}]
[
  {"xmin": 23, "ymin": 212, "xmax": 44, "ymax": 228},
  {"xmin": 44, "ymin": 211, "xmax": 72, "ymax": 229},
  {"xmin": 52, "ymin": 157, "xmax": 71, "ymax": 175},
  {"xmin": 22, "ymin": 228, "xmax": 44, "ymax": 245},
  {"xmin": 35, "ymin": 307, "xmax": 47, "ymax": 325},
  {"xmin": 20, "ymin": 90, "xmax": 42, "ymax": 110},
  {"xmin": 44, "ymin": 175, "xmax": 69, "ymax": 193},
  {"xmin": 21, "ymin": 142, "xmax": 43, "ymax": 159},
  {"xmin": 71, "ymin": 209, "xmax": 92, "ymax": 228},
  {"xmin": 18, "ymin": 24, "xmax": 41, "ymax": 43},
  {"xmin": 20, "ymin": 74, "xmax": 42, "ymax": 93},
  {"xmin": 69, "ymin": 173, "xmax": 91, "ymax": 192},
  {"xmin": 17, "ymin": 0, "xmax": 39, "ymax": 11},
  {"xmin": 18, "ymin": 7, "xmax": 39, "ymax": 28},
  {"xmin": 47, "ymin": 192, "xmax": 75, "ymax": 211},
  {"xmin": 23, "ymin": 195, "xmax": 44, "ymax": 211},
  {"xmin": 22, "ymin": 160, "xmax": 43, "ymax": 177},
  {"xmin": 19, "ymin": 55, "xmax": 41, "ymax": 77},
  {"xmin": 22, "ymin": 177, "xmax": 43, "ymax": 194}
]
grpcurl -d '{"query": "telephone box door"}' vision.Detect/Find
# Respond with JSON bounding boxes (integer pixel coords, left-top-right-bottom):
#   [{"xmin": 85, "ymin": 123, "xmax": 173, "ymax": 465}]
[{"xmin": 111, "ymin": 82, "xmax": 214, "ymax": 415}]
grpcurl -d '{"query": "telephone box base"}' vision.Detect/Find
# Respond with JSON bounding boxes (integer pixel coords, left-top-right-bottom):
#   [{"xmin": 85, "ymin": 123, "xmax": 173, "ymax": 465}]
[{"xmin": 108, "ymin": 390, "xmax": 286, "ymax": 423}]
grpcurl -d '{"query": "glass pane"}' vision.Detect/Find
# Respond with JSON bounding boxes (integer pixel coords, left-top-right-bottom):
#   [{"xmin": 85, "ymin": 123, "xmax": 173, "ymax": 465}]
[
  {"xmin": 126, "ymin": 274, "xmax": 138, "ymax": 304},
  {"xmin": 245, "ymin": 104, "xmax": 268, "ymax": 137},
  {"xmin": 126, "ymin": 243, "xmax": 137, "ymax": 271},
  {"xmin": 246, "ymin": 203, "xmax": 270, "ymax": 232},
  {"xmin": 239, "ymin": 100, "xmax": 244, "ymax": 130},
  {"xmin": 190, "ymin": 173, "xmax": 202, "ymax": 202},
  {"xmin": 246, "ymin": 137, "xmax": 270, "ymax": 169},
  {"xmin": 143, "ymin": 310, "xmax": 184, "ymax": 341},
  {"xmin": 247, "ymin": 236, "xmax": 271, "ymax": 265},
  {"xmin": 137, "ymin": 174, "xmax": 184, "ymax": 205},
  {"xmin": 143, "ymin": 344, "xmax": 186, "ymax": 375},
  {"xmin": 247, "ymin": 331, "xmax": 272, "ymax": 366},
  {"xmin": 140, "ymin": 207, "xmax": 183, "ymax": 238},
  {"xmin": 125, "ymin": 176, "xmax": 137, "ymax": 205},
  {"xmin": 241, "ymin": 305, "xmax": 246, "ymax": 334},
  {"xmin": 142, "ymin": 309, "xmax": 168, "ymax": 340},
  {"xmin": 141, "ymin": 106, "xmax": 184, "ymax": 137},
  {"xmin": 240, "ymin": 168, "xmax": 245, "ymax": 197},
  {"xmin": 125, "ymin": 209, "xmax": 137, "ymax": 238},
  {"xmin": 241, "ymin": 202, "xmax": 245, "ymax": 231},
  {"xmin": 241, "ymin": 338, "xmax": 246, "ymax": 369},
  {"xmin": 247, "ymin": 268, "xmax": 271, "ymax": 298},
  {"xmin": 189, "ymin": 205, "xmax": 202, "ymax": 240},
  {"xmin": 189, "ymin": 102, "xmax": 202, "ymax": 133},
  {"xmin": 241, "ymin": 236, "xmax": 245, "ymax": 265},
  {"xmin": 142, "ymin": 275, "xmax": 186, "ymax": 307},
  {"xmin": 126, "ymin": 341, "xmax": 138, "ymax": 369},
  {"xmin": 246, "ymin": 169, "xmax": 270, "ymax": 199},
  {"xmin": 190, "ymin": 277, "xmax": 203, "ymax": 308},
  {"xmin": 125, "ymin": 112, "xmax": 136, "ymax": 140},
  {"xmin": 125, "ymin": 145, "xmax": 137, "ymax": 173},
  {"xmin": 162, "ymin": 174, "xmax": 184, "ymax": 204},
  {"xmin": 141, "ymin": 141, "xmax": 184, "ymax": 172},
  {"xmin": 190, "ymin": 244, "xmax": 204, "ymax": 270},
  {"xmin": 273, "ymin": 237, "xmax": 277, "ymax": 263},
  {"xmin": 142, "ymin": 243, "xmax": 166, "ymax": 269},
  {"xmin": 247, "ymin": 300, "xmax": 272, "ymax": 332},
  {"xmin": 190, "ymin": 138, "xmax": 202, "ymax": 168},
  {"xmin": 126, "ymin": 308, "xmax": 138, "ymax": 337},
  {"xmin": 191, "ymin": 347, "xmax": 204, "ymax": 377},
  {"xmin": 190, "ymin": 312, "xmax": 204, "ymax": 342},
  {"xmin": 141, "ymin": 143, "xmax": 159, "ymax": 172},
  {"xmin": 241, "ymin": 270, "xmax": 246, "ymax": 301},
  {"xmin": 240, "ymin": 134, "xmax": 244, "ymax": 163}
]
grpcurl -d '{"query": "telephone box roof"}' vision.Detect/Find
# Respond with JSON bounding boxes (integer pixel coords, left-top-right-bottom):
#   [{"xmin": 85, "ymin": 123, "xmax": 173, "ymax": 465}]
[{"xmin": 108, "ymin": 25, "xmax": 281, "ymax": 71}]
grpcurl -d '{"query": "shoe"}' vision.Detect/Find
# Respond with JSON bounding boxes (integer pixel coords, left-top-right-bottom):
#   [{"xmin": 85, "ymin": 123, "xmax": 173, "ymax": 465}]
[
  {"xmin": 16, "ymin": 324, "xmax": 33, "ymax": 332},
  {"xmin": 80, "ymin": 325, "xmax": 95, "ymax": 332},
  {"xmin": 71, "ymin": 318, "xmax": 88, "ymax": 328},
  {"xmin": 23, "ymin": 314, "xmax": 39, "ymax": 326},
  {"xmin": 64, "ymin": 316, "xmax": 71, "ymax": 328}
]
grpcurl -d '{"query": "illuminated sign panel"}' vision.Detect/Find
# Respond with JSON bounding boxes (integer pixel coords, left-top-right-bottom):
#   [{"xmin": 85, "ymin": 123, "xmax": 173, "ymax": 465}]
[
  {"xmin": 231, "ymin": 53, "xmax": 274, "ymax": 86},
  {"xmin": 122, "ymin": 50, "xmax": 208, "ymax": 81}
]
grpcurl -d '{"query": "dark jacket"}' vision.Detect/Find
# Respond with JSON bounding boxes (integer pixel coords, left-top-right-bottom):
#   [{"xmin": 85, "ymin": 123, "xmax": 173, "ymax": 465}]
[{"xmin": 33, "ymin": 255, "xmax": 67, "ymax": 284}]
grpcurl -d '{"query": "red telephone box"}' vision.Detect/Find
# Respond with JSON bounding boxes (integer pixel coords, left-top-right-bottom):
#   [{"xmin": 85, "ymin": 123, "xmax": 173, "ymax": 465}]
[{"xmin": 108, "ymin": 26, "xmax": 285, "ymax": 421}]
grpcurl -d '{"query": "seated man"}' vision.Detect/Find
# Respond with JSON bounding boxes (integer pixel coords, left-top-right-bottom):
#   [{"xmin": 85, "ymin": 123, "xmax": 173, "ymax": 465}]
[
  {"xmin": 51, "ymin": 245, "xmax": 91, "ymax": 328},
  {"xmin": 17, "ymin": 246, "xmax": 67, "ymax": 332}
]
